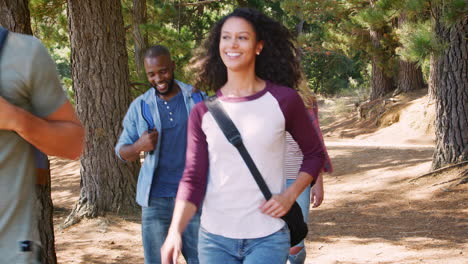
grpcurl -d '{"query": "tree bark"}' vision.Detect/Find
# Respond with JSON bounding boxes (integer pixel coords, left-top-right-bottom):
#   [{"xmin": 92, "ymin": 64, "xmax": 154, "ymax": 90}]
[
  {"xmin": 368, "ymin": 0, "xmax": 395, "ymax": 100},
  {"xmin": 369, "ymin": 51, "xmax": 394, "ymax": 100},
  {"xmin": 0, "ymin": 0, "xmax": 32, "ymax": 35},
  {"xmin": 132, "ymin": 0, "xmax": 148, "ymax": 79},
  {"xmin": 65, "ymin": 0, "xmax": 140, "ymax": 226},
  {"xmin": 432, "ymin": 10, "xmax": 468, "ymax": 170},
  {"xmin": 1, "ymin": 1, "xmax": 57, "ymax": 263},
  {"xmin": 428, "ymin": 54, "xmax": 437, "ymax": 101},
  {"xmin": 396, "ymin": 59, "xmax": 425, "ymax": 94},
  {"xmin": 427, "ymin": 7, "xmax": 445, "ymax": 102},
  {"xmin": 296, "ymin": 18, "xmax": 305, "ymax": 61},
  {"xmin": 395, "ymin": 13, "xmax": 425, "ymax": 95},
  {"xmin": 34, "ymin": 173, "xmax": 57, "ymax": 264}
]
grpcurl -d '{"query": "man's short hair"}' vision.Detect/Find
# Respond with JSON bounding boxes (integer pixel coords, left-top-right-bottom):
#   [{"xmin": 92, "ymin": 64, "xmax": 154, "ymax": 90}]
[{"xmin": 144, "ymin": 45, "xmax": 171, "ymax": 59}]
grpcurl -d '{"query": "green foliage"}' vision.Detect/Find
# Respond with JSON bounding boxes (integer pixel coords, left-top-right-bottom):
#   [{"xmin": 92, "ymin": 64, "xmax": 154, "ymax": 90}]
[
  {"xmin": 30, "ymin": 0, "xmax": 461, "ymax": 100},
  {"xmin": 395, "ymin": 0, "xmax": 465, "ymax": 83},
  {"xmin": 29, "ymin": 0, "xmax": 68, "ymax": 48},
  {"xmin": 278, "ymin": 0, "xmax": 372, "ymax": 95},
  {"xmin": 29, "ymin": 0, "xmax": 74, "ymax": 102},
  {"xmin": 397, "ymin": 21, "xmax": 434, "ymax": 62},
  {"xmin": 438, "ymin": 0, "xmax": 468, "ymax": 25},
  {"xmin": 48, "ymin": 45, "xmax": 73, "ymax": 102},
  {"xmin": 122, "ymin": 0, "xmax": 236, "ymax": 93}
]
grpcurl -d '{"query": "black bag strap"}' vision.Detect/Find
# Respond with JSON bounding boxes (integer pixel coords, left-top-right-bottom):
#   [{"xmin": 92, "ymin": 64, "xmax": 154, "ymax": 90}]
[
  {"xmin": 0, "ymin": 27, "xmax": 8, "ymax": 61},
  {"xmin": 204, "ymin": 95, "xmax": 273, "ymax": 200}
]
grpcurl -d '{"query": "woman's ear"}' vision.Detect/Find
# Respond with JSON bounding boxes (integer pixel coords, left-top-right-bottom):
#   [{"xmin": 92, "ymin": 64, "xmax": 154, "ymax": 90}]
[{"xmin": 256, "ymin": 40, "xmax": 264, "ymax": 55}]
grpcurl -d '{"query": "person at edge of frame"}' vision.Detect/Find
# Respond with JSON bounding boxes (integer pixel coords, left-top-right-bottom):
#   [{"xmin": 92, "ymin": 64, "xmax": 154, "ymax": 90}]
[
  {"xmin": 0, "ymin": 27, "xmax": 84, "ymax": 264},
  {"xmin": 285, "ymin": 85, "xmax": 333, "ymax": 264}
]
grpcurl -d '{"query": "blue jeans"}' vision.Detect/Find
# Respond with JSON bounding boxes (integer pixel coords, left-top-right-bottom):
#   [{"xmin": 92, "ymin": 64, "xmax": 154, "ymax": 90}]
[
  {"xmin": 286, "ymin": 179, "xmax": 311, "ymax": 264},
  {"xmin": 198, "ymin": 225, "xmax": 290, "ymax": 264},
  {"xmin": 142, "ymin": 197, "xmax": 200, "ymax": 264}
]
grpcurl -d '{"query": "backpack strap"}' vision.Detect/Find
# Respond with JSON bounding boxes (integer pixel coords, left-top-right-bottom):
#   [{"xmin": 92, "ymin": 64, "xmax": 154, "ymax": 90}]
[
  {"xmin": 140, "ymin": 100, "xmax": 155, "ymax": 155},
  {"xmin": 140, "ymin": 100, "xmax": 155, "ymax": 130},
  {"xmin": 191, "ymin": 91, "xmax": 204, "ymax": 104},
  {"xmin": 0, "ymin": 27, "xmax": 8, "ymax": 60}
]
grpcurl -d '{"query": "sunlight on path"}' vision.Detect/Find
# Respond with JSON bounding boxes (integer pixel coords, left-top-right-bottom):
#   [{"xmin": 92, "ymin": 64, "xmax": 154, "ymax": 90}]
[{"xmin": 304, "ymin": 143, "xmax": 466, "ymax": 264}]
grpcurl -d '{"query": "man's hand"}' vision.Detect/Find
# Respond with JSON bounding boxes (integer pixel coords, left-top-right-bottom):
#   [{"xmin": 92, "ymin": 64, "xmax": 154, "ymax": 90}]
[
  {"xmin": 0, "ymin": 96, "xmax": 20, "ymax": 131},
  {"xmin": 136, "ymin": 129, "xmax": 158, "ymax": 152},
  {"xmin": 119, "ymin": 129, "xmax": 158, "ymax": 161}
]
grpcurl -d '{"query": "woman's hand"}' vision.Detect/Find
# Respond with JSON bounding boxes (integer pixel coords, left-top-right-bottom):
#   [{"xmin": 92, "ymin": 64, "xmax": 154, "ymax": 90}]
[
  {"xmin": 311, "ymin": 174, "xmax": 324, "ymax": 208},
  {"xmin": 260, "ymin": 192, "xmax": 296, "ymax": 218},
  {"xmin": 161, "ymin": 231, "xmax": 182, "ymax": 264}
]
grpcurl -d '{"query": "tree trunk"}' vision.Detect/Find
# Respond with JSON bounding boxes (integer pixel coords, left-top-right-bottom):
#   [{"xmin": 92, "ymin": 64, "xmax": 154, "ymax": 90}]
[
  {"xmin": 65, "ymin": 0, "xmax": 140, "ymax": 226},
  {"xmin": 428, "ymin": 54, "xmax": 437, "ymax": 101},
  {"xmin": 395, "ymin": 13, "xmax": 425, "ymax": 95},
  {"xmin": 34, "ymin": 173, "xmax": 57, "ymax": 264},
  {"xmin": 1, "ymin": 1, "xmax": 57, "ymax": 263},
  {"xmin": 427, "ymin": 7, "xmax": 445, "ymax": 103},
  {"xmin": 396, "ymin": 59, "xmax": 425, "ymax": 94},
  {"xmin": 368, "ymin": 0, "xmax": 394, "ymax": 100},
  {"xmin": 296, "ymin": 18, "xmax": 305, "ymax": 61},
  {"xmin": 432, "ymin": 11, "xmax": 468, "ymax": 170},
  {"xmin": 132, "ymin": 0, "xmax": 148, "ymax": 79},
  {"xmin": 0, "ymin": 0, "xmax": 32, "ymax": 35},
  {"xmin": 369, "ymin": 51, "xmax": 394, "ymax": 100}
]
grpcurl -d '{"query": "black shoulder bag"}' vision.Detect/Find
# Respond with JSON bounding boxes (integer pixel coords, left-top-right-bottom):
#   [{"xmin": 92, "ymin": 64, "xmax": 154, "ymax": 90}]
[{"xmin": 204, "ymin": 95, "xmax": 308, "ymax": 246}]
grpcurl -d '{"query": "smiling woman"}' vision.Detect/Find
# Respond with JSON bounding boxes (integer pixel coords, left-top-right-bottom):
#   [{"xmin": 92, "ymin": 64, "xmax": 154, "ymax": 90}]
[
  {"xmin": 161, "ymin": 8, "xmax": 327, "ymax": 264},
  {"xmin": 192, "ymin": 7, "xmax": 302, "ymax": 94},
  {"xmin": 218, "ymin": 17, "xmax": 262, "ymax": 76}
]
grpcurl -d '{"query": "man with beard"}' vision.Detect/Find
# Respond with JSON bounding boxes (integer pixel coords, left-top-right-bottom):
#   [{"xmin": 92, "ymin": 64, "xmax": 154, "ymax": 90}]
[{"xmin": 115, "ymin": 45, "xmax": 202, "ymax": 264}]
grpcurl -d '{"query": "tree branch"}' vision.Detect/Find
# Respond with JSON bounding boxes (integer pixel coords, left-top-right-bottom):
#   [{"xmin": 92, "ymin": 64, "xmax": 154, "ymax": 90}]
[{"xmin": 177, "ymin": 0, "xmax": 224, "ymax": 7}]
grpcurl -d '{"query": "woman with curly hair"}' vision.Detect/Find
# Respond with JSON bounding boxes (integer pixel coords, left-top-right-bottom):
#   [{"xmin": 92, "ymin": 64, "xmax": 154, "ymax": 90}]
[{"xmin": 161, "ymin": 8, "xmax": 326, "ymax": 264}]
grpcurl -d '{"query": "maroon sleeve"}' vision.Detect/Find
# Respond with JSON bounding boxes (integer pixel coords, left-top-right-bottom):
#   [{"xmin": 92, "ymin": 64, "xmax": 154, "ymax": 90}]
[
  {"xmin": 270, "ymin": 84, "xmax": 326, "ymax": 181},
  {"xmin": 176, "ymin": 103, "xmax": 209, "ymax": 208},
  {"xmin": 307, "ymin": 107, "xmax": 333, "ymax": 173}
]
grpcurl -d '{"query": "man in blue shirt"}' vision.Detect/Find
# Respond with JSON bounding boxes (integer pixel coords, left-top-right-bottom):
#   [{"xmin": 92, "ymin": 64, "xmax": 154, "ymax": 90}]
[{"xmin": 115, "ymin": 45, "xmax": 202, "ymax": 264}]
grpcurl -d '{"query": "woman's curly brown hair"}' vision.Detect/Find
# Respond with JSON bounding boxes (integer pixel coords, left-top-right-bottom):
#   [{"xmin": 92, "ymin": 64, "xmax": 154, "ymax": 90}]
[{"xmin": 192, "ymin": 7, "xmax": 302, "ymax": 92}]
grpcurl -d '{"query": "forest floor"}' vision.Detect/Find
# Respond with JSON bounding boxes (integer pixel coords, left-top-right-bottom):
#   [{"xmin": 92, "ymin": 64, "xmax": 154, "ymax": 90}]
[{"xmin": 50, "ymin": 89, "xmax": 467, "ymax": 264}]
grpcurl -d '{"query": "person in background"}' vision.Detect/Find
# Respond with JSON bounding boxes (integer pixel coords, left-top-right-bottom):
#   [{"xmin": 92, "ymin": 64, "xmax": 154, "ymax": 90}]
[
  {"xmin": 115, "ymin": 45, "xmax": 202, "ymax": 264},
  {"xmin": 0, "ymin": 27, "xmax": 84, "ymax": 264},
  {"xmin": 285, "ymin": 86, "xmax": 333, "ymax": 264},
  {"xmin": 160, "ymin": 8, "xmax": 326, "ymax": 264}
]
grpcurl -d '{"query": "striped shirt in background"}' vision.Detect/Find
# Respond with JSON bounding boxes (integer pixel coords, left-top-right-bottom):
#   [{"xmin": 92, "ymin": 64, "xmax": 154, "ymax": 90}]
[{"xmin": 285, "ymin": 106, "xmax": 333, "ymax": 180}]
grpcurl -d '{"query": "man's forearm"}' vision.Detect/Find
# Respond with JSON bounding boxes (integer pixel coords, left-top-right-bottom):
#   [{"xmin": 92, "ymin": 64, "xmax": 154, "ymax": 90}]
[
  {"xmin": 119, "ymin": 143, "xmax": 142, "ymax": 161},
  {"xmin": 14, "ymin": 104, "xmax": 84, "ymax": 160}
]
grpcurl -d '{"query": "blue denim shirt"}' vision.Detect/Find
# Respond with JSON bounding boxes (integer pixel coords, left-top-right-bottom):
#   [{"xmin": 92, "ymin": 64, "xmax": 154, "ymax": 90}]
[{"xmin": 115, "ymin": 80, "xmax": 203, "ymax": 207}]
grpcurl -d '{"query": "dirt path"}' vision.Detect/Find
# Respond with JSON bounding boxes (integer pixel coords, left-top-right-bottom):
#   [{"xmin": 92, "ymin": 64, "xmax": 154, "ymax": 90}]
[
  {"xmin": 304, "ymin": 143, "xmax": 466, "ymax": 264},
  {"xmin": 51, "ymin": 139, "xmax": 466, "ymax": 264}
]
